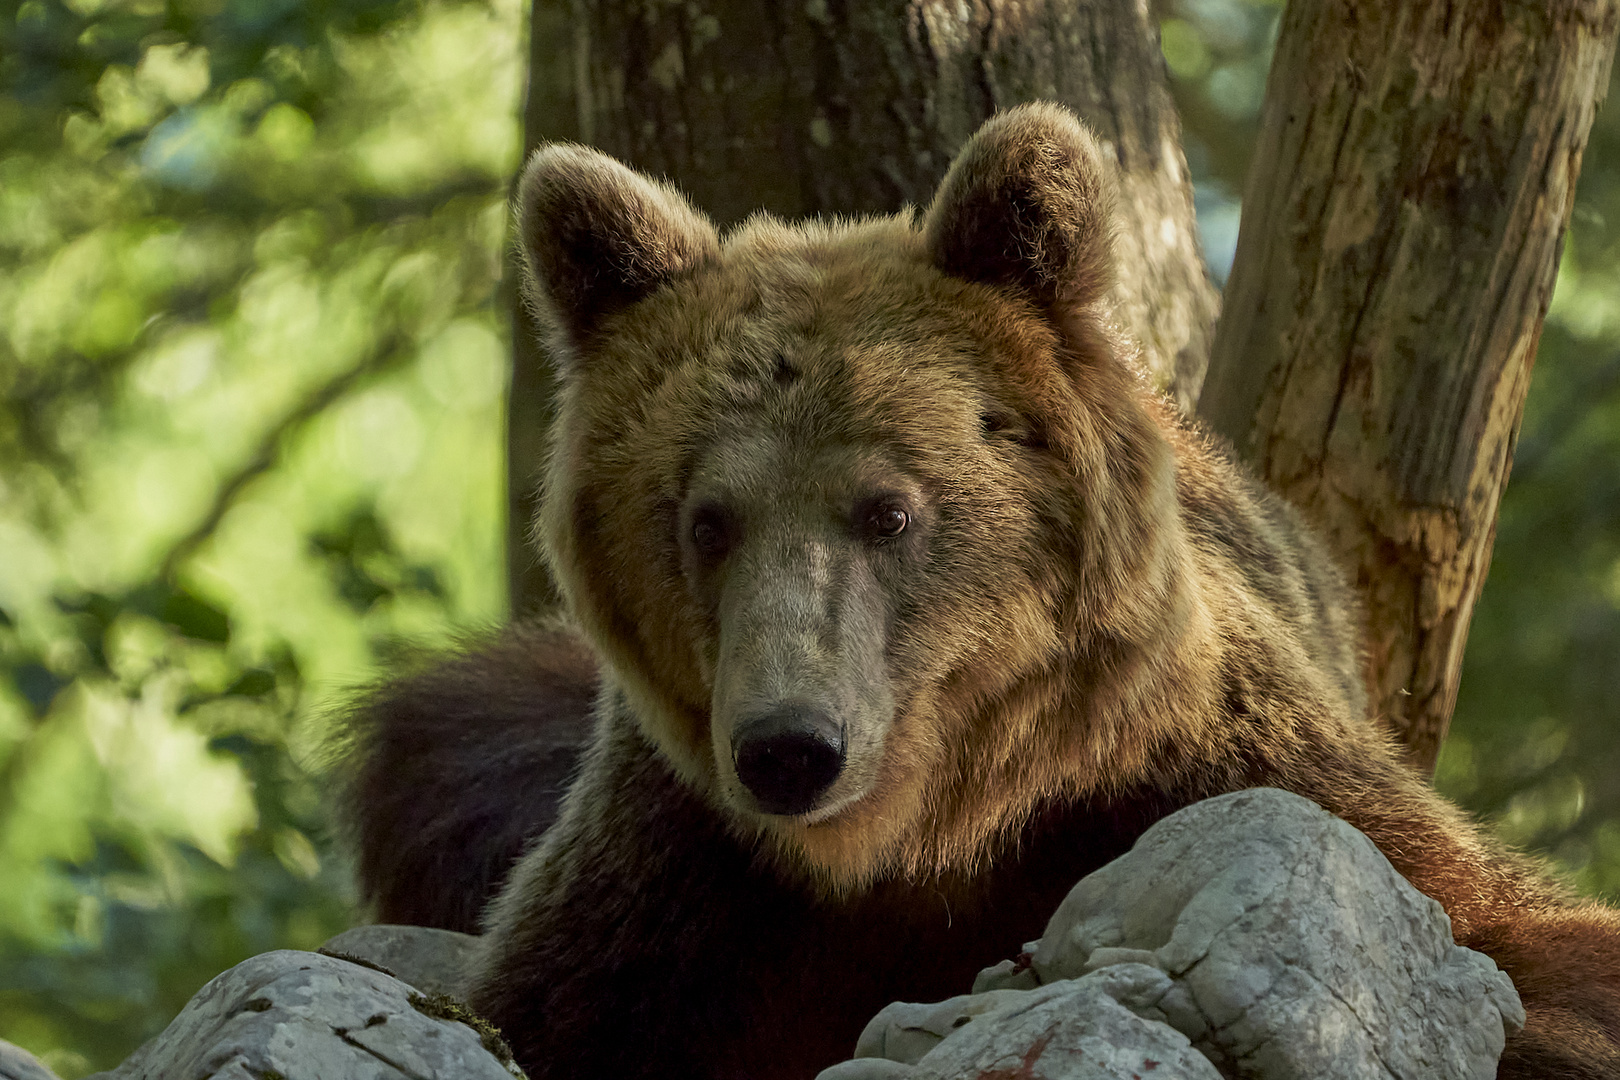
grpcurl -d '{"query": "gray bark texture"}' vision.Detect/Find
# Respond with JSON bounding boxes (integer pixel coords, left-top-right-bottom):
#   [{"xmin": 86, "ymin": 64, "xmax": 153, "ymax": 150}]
[
  {"xmin": 1198, "ymin": 1, "xmax": 1620, "ymax": 772},
  {"xmin": 506, "ymin": 0, "xmax": 1218, "ymax": 616}
]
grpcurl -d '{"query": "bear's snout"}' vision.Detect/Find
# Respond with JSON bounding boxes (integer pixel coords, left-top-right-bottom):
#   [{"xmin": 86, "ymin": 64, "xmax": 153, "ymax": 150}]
[{"xmin": 731, "ymin": 705, "xmax": 847, "ymax": 816}]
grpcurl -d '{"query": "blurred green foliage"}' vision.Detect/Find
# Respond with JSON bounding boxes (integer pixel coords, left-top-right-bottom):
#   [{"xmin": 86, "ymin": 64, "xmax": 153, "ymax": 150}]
[
  {"xmin": 1, "ymin": 0, "xmax": 1617, "ymax": 1073},
  {"xmin": 0, "ymin": 0, "xmax": 517, "ymax": 1071}
]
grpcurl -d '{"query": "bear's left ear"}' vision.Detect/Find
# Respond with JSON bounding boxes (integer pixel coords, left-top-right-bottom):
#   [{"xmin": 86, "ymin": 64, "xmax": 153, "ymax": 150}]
[
  {"xmin": 924, "ymin": 103, "xmax": 1114, "ymax": 314},
  {"xmin": 517, "ymin": 144, "xmax": 720, "ymax": 367}
]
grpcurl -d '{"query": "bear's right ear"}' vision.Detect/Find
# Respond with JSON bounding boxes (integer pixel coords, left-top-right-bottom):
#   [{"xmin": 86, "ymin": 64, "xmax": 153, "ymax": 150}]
[
  {"xmin": 924, "ymin": 103, "xmax": 1114, "ymax": 315},
  {"xmin": 517, "ymin": 145, "xmax": 719, "ymax": 367}
]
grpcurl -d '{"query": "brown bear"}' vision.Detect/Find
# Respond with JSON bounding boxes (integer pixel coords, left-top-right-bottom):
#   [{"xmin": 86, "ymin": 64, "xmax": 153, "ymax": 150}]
[{"xmin": 341, "ymin": 103, "xmax": 1620, "ymax": 1079}]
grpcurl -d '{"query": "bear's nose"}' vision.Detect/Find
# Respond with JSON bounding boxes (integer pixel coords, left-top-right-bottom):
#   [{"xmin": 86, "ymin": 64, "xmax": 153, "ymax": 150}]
[{"xmin": 732, "ymin": 705, "xmax": 846, "ymax": 816}]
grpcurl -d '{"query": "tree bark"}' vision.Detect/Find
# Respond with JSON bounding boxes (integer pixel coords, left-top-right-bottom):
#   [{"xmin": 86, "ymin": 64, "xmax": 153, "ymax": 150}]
[
  {"xmin": 507, "ymin": 0, "xmax": 1221, "ymax": 615},
  {"xmin": 507, "ymin": 0, "xmax": 576, "ymax": 617},
  {"xmin": 1199, "ymin": 1, "xmax": 1620, "ymax": 772}
]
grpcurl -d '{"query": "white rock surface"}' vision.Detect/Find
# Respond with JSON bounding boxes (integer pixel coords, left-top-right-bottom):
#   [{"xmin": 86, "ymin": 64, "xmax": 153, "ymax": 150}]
[
  {"xmin": 827, "ymin": 788, "xmax": 1524, "ymax": 1080},
  {"xmin": 852, "ymin": 988, "xmax": 1038, "ymax": 1064},
  {"xmin": 70, "ymin": 789, "xmax": 1525, "ymax": 1080},
  {"xmin": 87, "ymin": 950, "xmax": 521, "ymax": 1080}
]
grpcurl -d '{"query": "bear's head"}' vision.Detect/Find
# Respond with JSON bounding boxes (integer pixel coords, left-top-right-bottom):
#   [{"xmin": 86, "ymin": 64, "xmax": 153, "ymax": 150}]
[{"xmin": 518, "ymin": 104, "xmax": 1193, "ymax": 890}]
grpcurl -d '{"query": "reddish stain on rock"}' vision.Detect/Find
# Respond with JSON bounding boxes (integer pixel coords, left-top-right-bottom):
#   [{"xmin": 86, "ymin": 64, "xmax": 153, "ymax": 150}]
[{"xmin": 976, "ymin": 1031, "xmax": 1056, "ymax": 1080}]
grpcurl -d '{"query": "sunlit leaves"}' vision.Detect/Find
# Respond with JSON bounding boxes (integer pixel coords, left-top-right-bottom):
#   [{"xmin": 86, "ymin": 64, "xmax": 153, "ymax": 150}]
[
  {"xmin": 336, "ymin": 2, "xmax": 520, "ymax": 193},
  {"xmin": 1158, "ymin": 19, "xmax": 1210, "ymax": 81},
  {"xmin": 0, "ymin": 0, "xmax": 518, "ymax": 1071},
  {"xmin": 1157, "ymin": 0, "xmax": 1278, "ymax": 280}
]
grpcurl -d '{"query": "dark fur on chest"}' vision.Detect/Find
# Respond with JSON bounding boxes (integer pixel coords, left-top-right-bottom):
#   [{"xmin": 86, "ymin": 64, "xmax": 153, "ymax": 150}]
[
  {"xmin": 470, "ymin": 704, "xmax": 1225, "ymax": 1080},
  {"xmin": 342, "ymin": 639, "xmax": 1230, "ymax": 1078},
  {"xmin": 339, "ymin": 621, "xmax": 1620, "ymax": 1079}
]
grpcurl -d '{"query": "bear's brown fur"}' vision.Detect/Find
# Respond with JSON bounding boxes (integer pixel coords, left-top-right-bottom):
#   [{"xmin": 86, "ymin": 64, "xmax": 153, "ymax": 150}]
[
  {"xmin": 339, "ymin": 621, "xmax": 596, "ymax": 933},
  {"xmin": 341, "ymin": 104, "xmax": 1620, "ymax": 1078}
]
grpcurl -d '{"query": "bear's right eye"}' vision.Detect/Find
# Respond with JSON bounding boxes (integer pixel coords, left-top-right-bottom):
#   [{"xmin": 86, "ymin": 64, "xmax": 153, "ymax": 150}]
[{"xmin": 689, "ymin": 504, "xmax": 734, "ymax": 560}]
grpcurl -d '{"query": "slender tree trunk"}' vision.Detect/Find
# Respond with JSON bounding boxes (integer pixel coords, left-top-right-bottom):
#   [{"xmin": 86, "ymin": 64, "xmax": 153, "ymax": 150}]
[{"xmin": 1199, "ymin": 1, "xmax": 1620, "ymax": 772}]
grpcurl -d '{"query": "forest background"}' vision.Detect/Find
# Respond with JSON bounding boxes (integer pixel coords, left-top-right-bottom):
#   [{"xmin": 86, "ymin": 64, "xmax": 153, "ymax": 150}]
[{"xmin": 1, "ymin": 0, "xmax": 1617, "ymax": 1074}]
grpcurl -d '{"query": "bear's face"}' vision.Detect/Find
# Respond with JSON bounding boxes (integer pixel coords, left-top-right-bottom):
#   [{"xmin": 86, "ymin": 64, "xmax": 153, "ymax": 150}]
[{"xmin": 520, "ymin": 106, "xmax": 1185, "ymax": 888}]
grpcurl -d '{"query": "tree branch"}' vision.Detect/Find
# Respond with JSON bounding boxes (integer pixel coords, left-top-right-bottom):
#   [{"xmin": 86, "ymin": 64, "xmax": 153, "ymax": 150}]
[{"xmin": 158, "ymin": 332, "xmax": 414, "ymax": 583}]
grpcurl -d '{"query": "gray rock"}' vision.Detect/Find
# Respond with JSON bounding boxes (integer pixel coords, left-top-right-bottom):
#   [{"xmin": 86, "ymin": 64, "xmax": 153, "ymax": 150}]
[
  {"xmin": 0, "ymin": 1040, "xmax": 62, "ymax": 1080},
  {"xmin": 96, "ymin": 949, "xmax": 522, "ymax": 1080},
  {"xmin": 831, "ymin": 788, "xmax": 1524, "ymax": 1080},
  {"xmin": 817, "ymin": 1060, "xmax": 921, "ymax": 1080},
  {"xmin": 79, "ymin": 790, "xmax": 1525, "ymax": 1080},
  {"xmin": 1033, "ymin": 789, "xmax": 1522, "ymax": 1078},
  {"xmin": 969, "ymin": 950, "xmax": 1041, "ymax": 994},
  {"xmin": 320, "ymin": 924, "xmax": 482, "ymax": 998},
  {"xmin": 827, "ymin": 966, "xmax": 1222, "ymax": 1080},
  {"xmin": 853, "ymin": 989, "xmax": 1037, "ymax": 1064}
]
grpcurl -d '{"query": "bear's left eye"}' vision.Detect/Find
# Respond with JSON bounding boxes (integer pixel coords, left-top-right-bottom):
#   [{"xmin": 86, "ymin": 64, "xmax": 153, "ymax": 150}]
[
  {"xmin": 688, "ymin": 503, "xmax": 736, "ymax": 560},
  {"xmin": 863, "ymin": 504, "xmax": 909, "ymax": 540}
]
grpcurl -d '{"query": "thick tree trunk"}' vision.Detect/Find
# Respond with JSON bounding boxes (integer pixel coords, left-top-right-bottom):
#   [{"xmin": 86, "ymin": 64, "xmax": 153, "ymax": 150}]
[
  {"xmin": 1199, "ymin": 2, "xmax": 1620, "ymax": 772},
  {"xmin": 507, "ymin": 0, "xmax": 1218, "ymax": 616}
]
